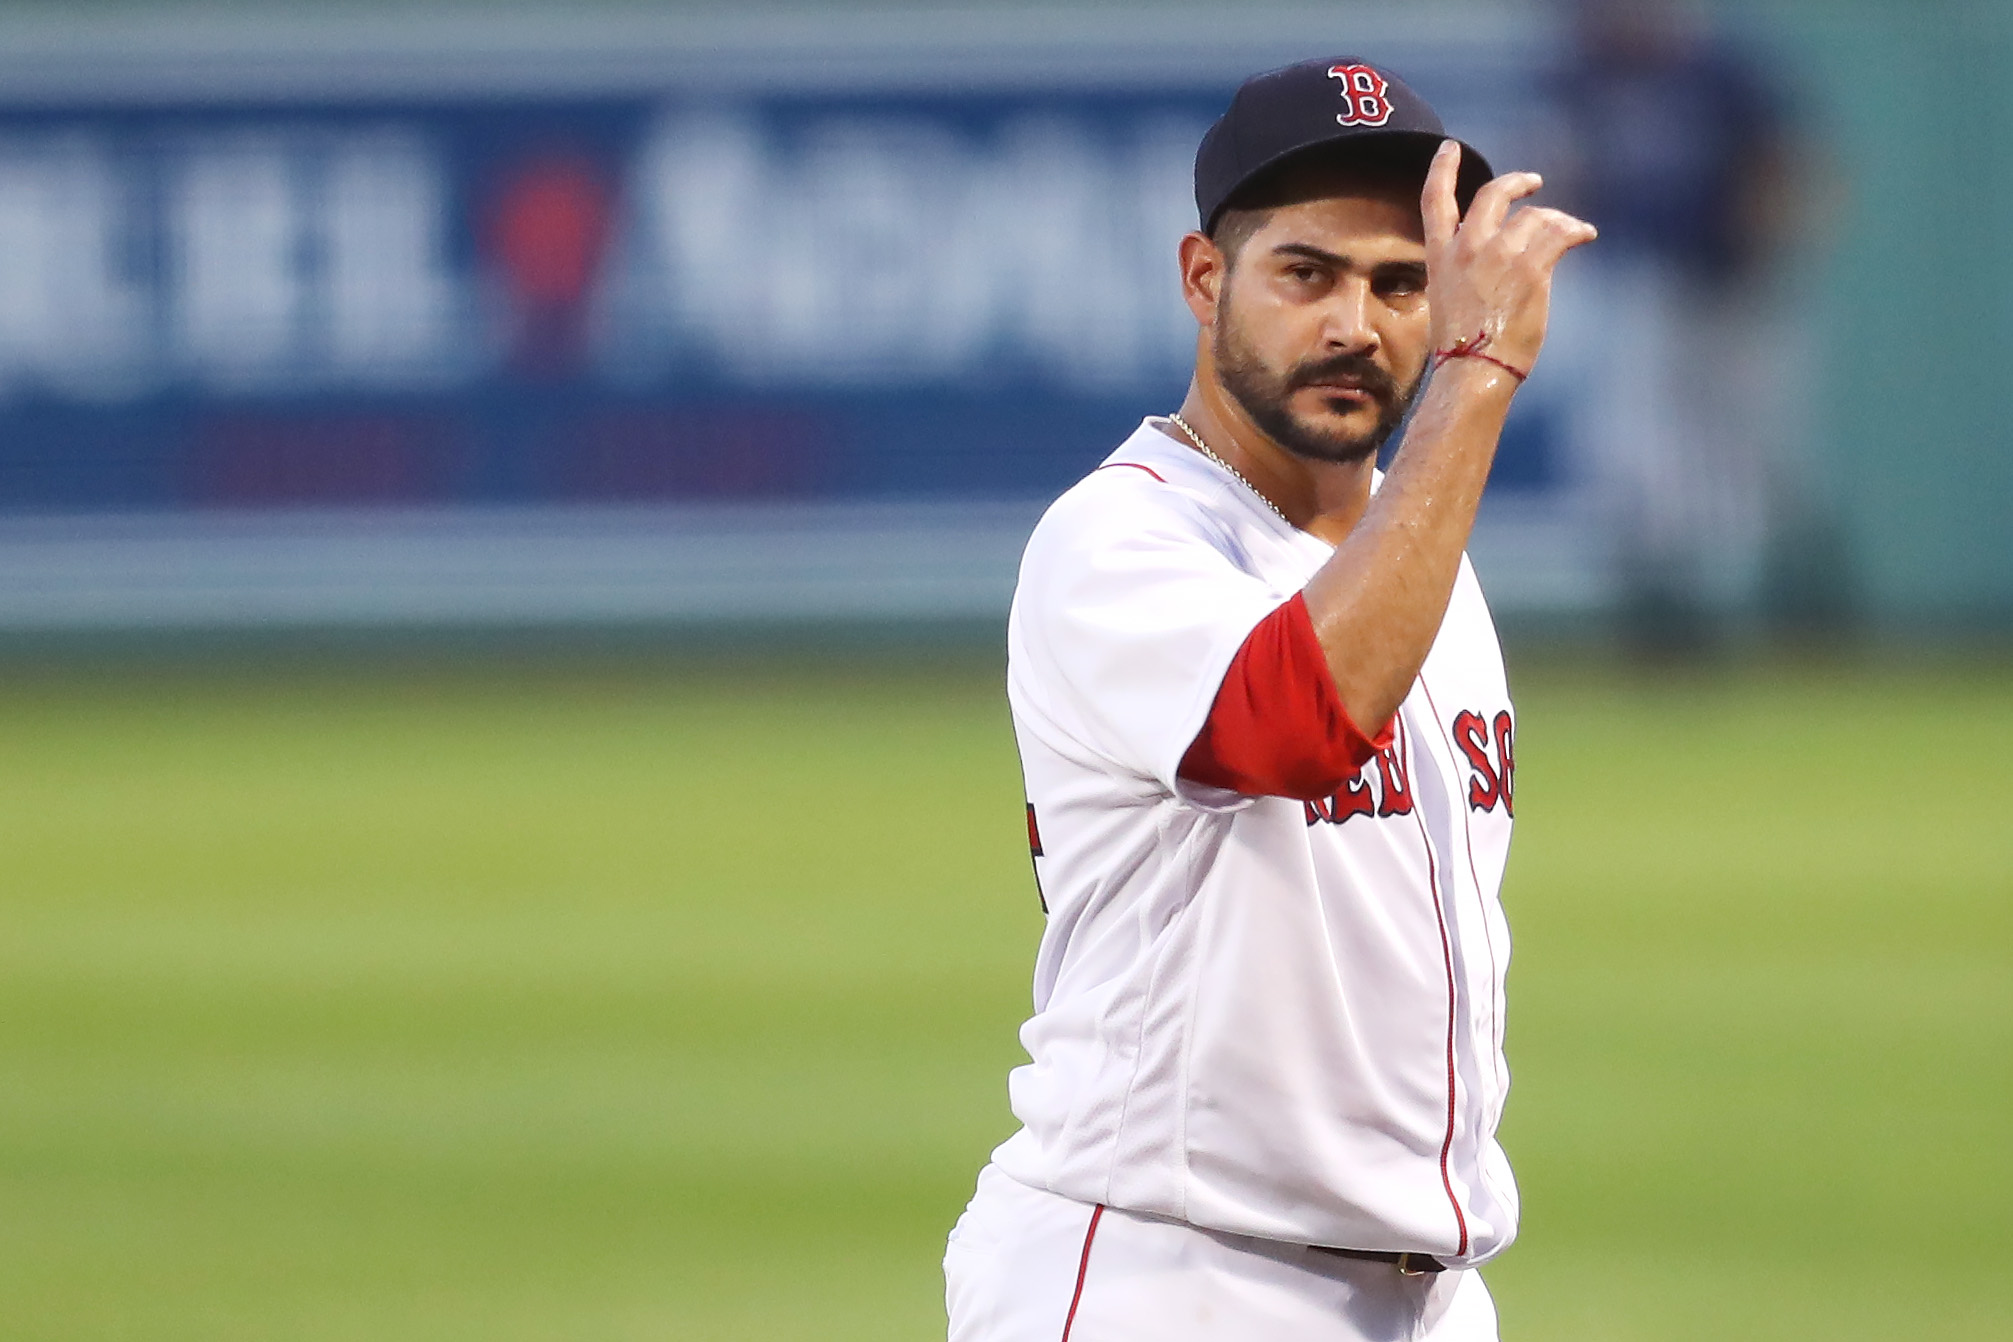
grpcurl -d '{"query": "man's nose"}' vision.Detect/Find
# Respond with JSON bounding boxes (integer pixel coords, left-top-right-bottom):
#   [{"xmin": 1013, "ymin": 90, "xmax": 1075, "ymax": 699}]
[{"xmin": 1319, "ymin": 279, "xmax": 1380, "ymax": 353}]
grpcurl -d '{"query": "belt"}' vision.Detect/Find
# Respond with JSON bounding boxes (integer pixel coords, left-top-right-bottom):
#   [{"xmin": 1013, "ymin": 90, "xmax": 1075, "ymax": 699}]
[{"xmin": 1310, "ymin": 1246, "xmax": 1447, "ymax": 1276}]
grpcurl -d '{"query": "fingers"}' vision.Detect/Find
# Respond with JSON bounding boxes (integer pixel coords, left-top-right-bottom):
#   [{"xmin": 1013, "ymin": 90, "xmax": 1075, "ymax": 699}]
[
  {"xmin": 1463, "ymin": 170, "xmax": 1545, "ymax": 237},
  {"xmin": 1501, "ymin": 206, "xmax": 1600, "ymax": 268},
  {"xmin": 1421, "ymin": 140, "xmax": 1462, "ymax": 250},
  {"xmin": 1423, "ymin": 156, "xmax": 1596, "ymax": 373},
  {"xmin": 1531, "ymin": 217, "xmax": 1600, "ymax": 269}
]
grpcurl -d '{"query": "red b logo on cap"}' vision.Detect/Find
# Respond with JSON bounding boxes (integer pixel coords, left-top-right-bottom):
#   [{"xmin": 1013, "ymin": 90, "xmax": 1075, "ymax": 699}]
[{"xmin": 1327, "ymin": 64, "xmax": 1395, "ymax": 128}]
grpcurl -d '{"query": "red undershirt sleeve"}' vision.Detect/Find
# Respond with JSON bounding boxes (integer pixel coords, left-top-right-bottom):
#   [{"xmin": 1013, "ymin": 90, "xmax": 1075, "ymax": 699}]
[{"xmin": 1178, "ymin": 592, "xmax": 1394, "ymax": 801}]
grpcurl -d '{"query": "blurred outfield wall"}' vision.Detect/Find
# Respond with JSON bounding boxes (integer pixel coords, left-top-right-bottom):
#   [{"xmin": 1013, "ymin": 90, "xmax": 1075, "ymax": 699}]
[
  {"xmin": 1758, "ymin": 0, "xmax": 2013, "ymax": 635},
  {"xmin": 0, "ymin": 0, "xmax": 2003, "ymax": 639}
]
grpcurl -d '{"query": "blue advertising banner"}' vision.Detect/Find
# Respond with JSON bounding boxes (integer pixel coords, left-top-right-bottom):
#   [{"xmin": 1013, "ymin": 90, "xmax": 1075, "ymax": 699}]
[
  {"xmin": 0, "ymin": 9, "xmax": 1595, "ymax": 629},
  {"xmin": 0, "ymin": 31, "xmax": 1555, "ymax": 513}
]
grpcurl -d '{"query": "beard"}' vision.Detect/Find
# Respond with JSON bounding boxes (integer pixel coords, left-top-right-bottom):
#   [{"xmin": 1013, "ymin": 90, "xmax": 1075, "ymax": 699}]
[{"xmin": 1212, "ymin": 299, "xmax": 1421, "ymax": 465}]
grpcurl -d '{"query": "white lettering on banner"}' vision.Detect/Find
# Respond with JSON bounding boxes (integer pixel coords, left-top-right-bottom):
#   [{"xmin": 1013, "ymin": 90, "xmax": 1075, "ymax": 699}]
[
  {"xmin": 322, "ymin": 132, "xmax": 462, "ymax": 382},
  {"xmin": 1129, "ymin": 117, "xmax": 1212, "ymax": 377},
  {"xmin": 987, "ymin": 114, "xmax": 1198, "ymax": 389},
  {"xmin": 625, "ymin": 111, "xmax": 764, "ymax": 373},
  {"xmin": 170, "ymin": 136, "xmax": 305, "ymax": 385},
  {"xmin": 626, "ymin": 109, "xmax": 1206, "ymax": 391},
  {"xmin": 0, "ymin": 108, "xmax": 1207, "ymax": 402},
  {"xmin": 168, "ymin": 130, "xmax": 467, "ymax": 390},
  {"xmin": 763, "ymin": 119, "xmax": 993, "ymax": 380},
  {"xmin": 0, "ymin": 139, "xmax": 151, "ymax": 396}
]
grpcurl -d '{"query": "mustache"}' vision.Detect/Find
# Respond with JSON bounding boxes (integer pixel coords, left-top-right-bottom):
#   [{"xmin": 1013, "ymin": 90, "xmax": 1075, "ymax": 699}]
[{"xmin": 1285, "ymin": 353, "xmax": 1401, "ymax": 405}]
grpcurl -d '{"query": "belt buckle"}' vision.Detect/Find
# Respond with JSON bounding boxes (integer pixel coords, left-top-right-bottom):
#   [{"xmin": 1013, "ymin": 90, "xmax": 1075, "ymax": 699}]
[{"xmin": 1396, "ymin": 1253, "xmax": 1429, "ymax": 1277}]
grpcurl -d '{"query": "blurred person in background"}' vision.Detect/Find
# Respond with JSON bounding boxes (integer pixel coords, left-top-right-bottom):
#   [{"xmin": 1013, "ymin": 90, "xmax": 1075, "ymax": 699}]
[{"xmin": 1549, "ymin": 0, "xmax": 1823, "ymax": 651}]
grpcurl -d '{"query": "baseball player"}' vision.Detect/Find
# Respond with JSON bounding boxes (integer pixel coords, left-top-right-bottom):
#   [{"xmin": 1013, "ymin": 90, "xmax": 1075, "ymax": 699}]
[{"xmin": 944, "ymin": 57, "xmax": 1595, "ymax": 1342}]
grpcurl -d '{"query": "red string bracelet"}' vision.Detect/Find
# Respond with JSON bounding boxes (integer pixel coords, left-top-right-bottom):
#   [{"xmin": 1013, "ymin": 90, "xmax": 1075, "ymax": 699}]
[{"xmin": 1432, "ymin": 331, "xmax": 1529, "ymax": 383}]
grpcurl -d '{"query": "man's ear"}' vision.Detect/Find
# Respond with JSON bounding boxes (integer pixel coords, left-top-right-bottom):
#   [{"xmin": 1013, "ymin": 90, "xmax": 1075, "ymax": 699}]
[{"xmin": 1179, "ymin": 231, "xmax": 1227, "ymax": 328}]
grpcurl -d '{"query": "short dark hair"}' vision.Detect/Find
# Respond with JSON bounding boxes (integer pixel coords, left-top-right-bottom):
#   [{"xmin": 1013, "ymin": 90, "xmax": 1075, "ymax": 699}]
[{"xmin": 1205, "ymin": 140, "xmax": 1439, "ymax": 262}]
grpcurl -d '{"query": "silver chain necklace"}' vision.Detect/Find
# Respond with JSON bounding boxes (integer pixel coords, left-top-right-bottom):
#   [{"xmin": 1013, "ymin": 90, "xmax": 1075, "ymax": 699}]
[{"xmin": 1166, "ymin": 412, "xmax": 1291, "ymax": 524}]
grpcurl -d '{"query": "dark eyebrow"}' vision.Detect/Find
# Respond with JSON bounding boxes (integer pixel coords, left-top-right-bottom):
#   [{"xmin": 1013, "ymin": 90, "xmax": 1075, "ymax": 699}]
[
  {"xmin": 1268, "ymin": 245, "xmax": 1429, "ymax": 284},
  {"xmin": 1271, "ymin": 242, "xmax": 1350, "ymax": 268}
]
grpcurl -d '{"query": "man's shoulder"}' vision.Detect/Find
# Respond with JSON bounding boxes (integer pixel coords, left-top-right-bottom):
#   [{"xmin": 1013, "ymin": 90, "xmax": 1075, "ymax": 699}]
[{"xmin": 1025, "ymin": 421, "xmax": 1238, "ymax": 564}]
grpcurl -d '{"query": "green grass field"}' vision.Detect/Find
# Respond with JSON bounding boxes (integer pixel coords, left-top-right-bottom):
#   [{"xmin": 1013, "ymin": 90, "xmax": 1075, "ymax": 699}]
[{"xmin": 0, "ymin": 651, "xmax": 2005, "ymax": 1341}]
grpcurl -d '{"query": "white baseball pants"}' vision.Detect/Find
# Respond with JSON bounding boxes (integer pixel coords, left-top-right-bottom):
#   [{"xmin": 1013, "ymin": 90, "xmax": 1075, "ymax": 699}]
[{"xmin": 944, "ymin": 1165, "xmax": 1499, "ymax": 1342}]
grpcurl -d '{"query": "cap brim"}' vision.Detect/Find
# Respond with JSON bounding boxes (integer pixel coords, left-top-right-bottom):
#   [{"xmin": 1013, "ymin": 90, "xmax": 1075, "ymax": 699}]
[{"xmin": 1203, "ymin": 130, "xmax": 1496, "ymax": 234}]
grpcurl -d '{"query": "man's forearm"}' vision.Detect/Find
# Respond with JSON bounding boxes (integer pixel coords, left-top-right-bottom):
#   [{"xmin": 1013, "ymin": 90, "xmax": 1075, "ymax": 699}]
[{"xmin": 1301, "ymin": 358, "xmax": 1520, "ymax": 731}]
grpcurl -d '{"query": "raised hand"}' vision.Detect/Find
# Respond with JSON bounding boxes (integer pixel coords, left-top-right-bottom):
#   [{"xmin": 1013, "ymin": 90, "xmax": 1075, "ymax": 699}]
[{"xmin": 1420, "ymin": 140, "xmax": 1597, "ymax": 377}]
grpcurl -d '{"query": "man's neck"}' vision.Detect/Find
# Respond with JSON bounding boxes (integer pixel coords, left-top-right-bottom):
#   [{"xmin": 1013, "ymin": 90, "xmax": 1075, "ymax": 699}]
[{"xmin": 1171, "ymin": 379, "xmax": 1377, "ymax": 545}]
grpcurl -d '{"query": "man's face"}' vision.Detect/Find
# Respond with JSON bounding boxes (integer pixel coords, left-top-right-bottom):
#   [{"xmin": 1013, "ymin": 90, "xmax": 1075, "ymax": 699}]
[{"xmin": 1210, "ymin": 186, "xmax": 1432, "ymax": 465}]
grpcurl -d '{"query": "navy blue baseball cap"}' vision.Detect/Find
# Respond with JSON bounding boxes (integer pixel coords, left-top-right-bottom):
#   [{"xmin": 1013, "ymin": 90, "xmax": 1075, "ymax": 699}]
[{"xmin": 1195, "ymin": 56, "xmax": 1496, "ymax": 234}]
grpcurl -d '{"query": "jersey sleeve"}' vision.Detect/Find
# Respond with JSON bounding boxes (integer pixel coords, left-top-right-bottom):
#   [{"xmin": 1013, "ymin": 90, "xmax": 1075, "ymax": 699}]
[
  {"xmin": 1178, "ymin": 592, "xmax": 1392, "ymax": 800},
  {"xmin": 1010, "ymin": 471, "xmax": 1360, "ymax": 806}
]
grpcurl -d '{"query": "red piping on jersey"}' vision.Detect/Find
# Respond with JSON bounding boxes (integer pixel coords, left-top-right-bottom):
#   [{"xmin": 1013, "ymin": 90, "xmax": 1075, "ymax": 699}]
[
  {"xmin": 1401, "ymin": 715, "xmax": 1471, "ymax": 1258},
  {"xmin": 1419, "ymin": 675, "xmax": 1505, "ymax": 1098},
  {"xmin": 1059, "ymin": 1203, "xmax": 1105, "ymax": 1342},
  {"xmin": 1179, "ymin": 593, "xmax": 1393, "ymax": 799},
  {"xmin": 1095, "ymin": 462, "xmax": 1167, "ymax": 482}
]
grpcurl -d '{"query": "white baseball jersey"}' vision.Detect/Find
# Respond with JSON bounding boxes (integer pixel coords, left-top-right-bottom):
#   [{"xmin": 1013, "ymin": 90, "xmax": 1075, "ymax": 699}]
[{"xmin": 993, "ymin": 418, "xmax": 1520, "ymax": 1266}]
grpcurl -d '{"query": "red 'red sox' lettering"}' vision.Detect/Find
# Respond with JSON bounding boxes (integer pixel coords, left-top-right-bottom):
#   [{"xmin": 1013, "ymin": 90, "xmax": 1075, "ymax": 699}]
[
  {"xmin": 1453, "ymin": 710, "xmax": 1515, "ymax": 815},
  {"xmin": 1025, "ymin": 801, "xmax": 1049, "ymax": 913},
  {"xmin": 1303, "ymin": 741, "xmax": 1414, "ymax": 827},
  {"xmin": 1304, "ymin": 773, "xmax": 1374, "ymax": 825},
  {"xmin": 1373, "ymin": 738, "xmax": 1413, "ymax": 814},
  {"xmin": 1492, "ymin": 710, "xmax": 1515, "ymax": 816}
]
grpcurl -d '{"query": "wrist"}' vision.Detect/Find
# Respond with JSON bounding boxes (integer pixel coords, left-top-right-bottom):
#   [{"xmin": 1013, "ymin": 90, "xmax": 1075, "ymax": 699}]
[
  {"xmin": 1430, "ymin": 328, "xmax": 1531, "ymax": 385},
  {"xmin": 1427, "ymin": 352, "xmax": 1524, "ymax": 401}
]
